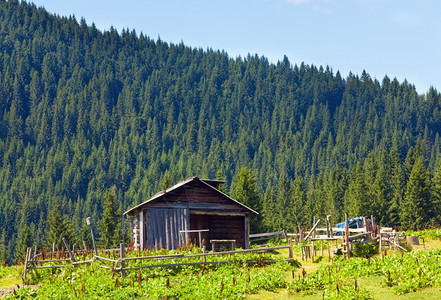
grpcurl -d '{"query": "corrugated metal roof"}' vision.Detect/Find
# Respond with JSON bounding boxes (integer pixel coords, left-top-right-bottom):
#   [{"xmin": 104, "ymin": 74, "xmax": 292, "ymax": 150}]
[{"xmin": 123, "ymin": 176, "xmax": 258, "ymax": 215}]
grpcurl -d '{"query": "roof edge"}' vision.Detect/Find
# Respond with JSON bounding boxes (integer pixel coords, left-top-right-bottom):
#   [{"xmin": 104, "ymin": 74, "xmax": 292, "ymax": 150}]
[{"xmin": 123, "ymin": 176, "xmax": 258, "ymax": 216}]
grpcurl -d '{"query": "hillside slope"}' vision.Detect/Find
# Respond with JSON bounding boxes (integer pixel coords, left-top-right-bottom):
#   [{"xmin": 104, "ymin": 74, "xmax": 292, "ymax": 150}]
[{"xmin": 0, "ymin": 0, "xmax": 441, "ymax": 263}]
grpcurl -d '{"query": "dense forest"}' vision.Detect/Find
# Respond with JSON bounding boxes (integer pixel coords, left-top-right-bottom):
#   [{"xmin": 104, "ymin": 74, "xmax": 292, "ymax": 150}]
[{"xmin": 1, "ymin": 0, "xmax": 441, "ymax": 264}]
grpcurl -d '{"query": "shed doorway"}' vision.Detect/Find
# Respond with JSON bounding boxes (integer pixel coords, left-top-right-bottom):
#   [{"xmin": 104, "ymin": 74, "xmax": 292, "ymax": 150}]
[{"xmin": 189, "ymin": 213, "xmax": 245, "ymax": 250}]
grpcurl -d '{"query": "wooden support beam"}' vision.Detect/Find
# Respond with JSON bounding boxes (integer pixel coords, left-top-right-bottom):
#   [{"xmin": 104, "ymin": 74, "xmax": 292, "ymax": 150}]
[
  {"xmin": 62, "ymin": 238, "xmax": 76, "ymax": 263},
  {"xmin": 348, "ymin": 232, "xmax": 372, "ymax": 241},
  {"xmin": 304, "ymin": 219, "xmax": 321, "ymax": 241}
]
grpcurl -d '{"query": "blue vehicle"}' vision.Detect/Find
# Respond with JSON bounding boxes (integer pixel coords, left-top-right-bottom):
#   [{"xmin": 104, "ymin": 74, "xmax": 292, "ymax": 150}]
[{"xmin": 334, "ymin": 216, "xmax": 364, "ymax": 235}]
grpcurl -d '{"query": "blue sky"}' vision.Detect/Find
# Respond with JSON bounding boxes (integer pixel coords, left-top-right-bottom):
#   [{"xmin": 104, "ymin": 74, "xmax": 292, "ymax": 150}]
[{"xmin": 31, "ymin": 0, "xmax": 441, "ymax": 94}]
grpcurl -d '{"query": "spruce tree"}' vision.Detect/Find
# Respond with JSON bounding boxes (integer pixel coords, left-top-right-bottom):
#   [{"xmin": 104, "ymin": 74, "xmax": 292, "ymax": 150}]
[
  {"xmin": 46, "ymin": 205, "xmax": 74, "ymax": 250},
  {"xmin": 232, "ymin": 167, "xmax": 262, "ymax": 233},
  {"xmin": 261, "ymin": 187, "xmax": 276, "ymax": 231},
  {"xmin": 401, "ymin": 157, "xmax": 432, "ymax": 230},
  {"xmin": 431, "ymin": 157, "xmax": 441, "ymax": 224},
  {"xmin": 0, "ymin": 229, "xmax": 7, "ymax": 266},
  {"xmin": 371, "ymin": 151, "xmax": 393, "ymax": 225},
  {"xmin": 344, "ymin": 161, "xmax": 368, "ymax": 218},
  {"xmin": 291, "ymin": 177, "xmax": 307, "ymax": 228},
  {"xmin": 389, "ymin": 147, "xmax": 405, "ymax": 226},
  {"xmin": 160, "ymin": 170, "xmax": 172, "ymax": 191},
  {"xmin": 275, "ymin": 172, "xmax": 291, "ymax": 231},
  {"xmin": 15, "ymin": 223, "xmax": 31, "ymax": 263},
  {"xmin": 99, "ymin": 186, "xmax": 120, "ymax": 249}
]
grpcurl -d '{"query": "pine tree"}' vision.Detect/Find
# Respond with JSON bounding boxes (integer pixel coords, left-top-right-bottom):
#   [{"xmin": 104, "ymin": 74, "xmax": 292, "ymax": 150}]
[
  {"xmin": 291, "ymin": 176, "xmax": 306, "ymax": 228},
  {"xmin": 99, "ymin": 186, "xmax": 120, "ymax": 249},
  {"xmin": 275, "ymin": 172, "xmax": 291, "ymax": 231},
  {"xmin": 0, "ymin": 229, "xmax": 7, "ymax": 266},
  {"xmin": 160, "ymin": 170, "xmax": 172, "ymax": 191},
  {"xmin": 344, "ymin": 161, "xmax": 368, "ymax": 218},
  {"xmin": 431, "ymin": 157, "xmax": 441, "ymax": 225},
  {"xmin": 371, "ymin": 151, "xmax": 393, "ymax": 225},
  {"xmin": 261, "ymin": 187, "xmax": 276, "ymax": 231},
  {"xmin": 401, "ymin": 157, "xmax": 432, "ymax": 230},
  {"xmin": 389, "ymin": 147, "xmax": 405, "ymax": 226},
  {"xmin": 46, "ymin": 205, "xmax": 74, "ymax": 250},
  {"xmin": 232, "ymin": 167, "xmax": 262, "ymax": 233},
  {"xmin": 15, "ymin": 223, "xmax": 31, "ymax": 263}
]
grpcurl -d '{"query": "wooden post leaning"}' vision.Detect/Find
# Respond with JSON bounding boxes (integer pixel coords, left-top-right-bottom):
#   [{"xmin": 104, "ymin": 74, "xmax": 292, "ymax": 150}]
[
  {"xmin": 63, "ymin": 238, "xmax": 76, "ymax": 263},
  {"xmin": 22, "ymin": 247, "xmax": 31, "ymax": 282},
  {"xmin": 120, "ymin": 243, "xmax": 126, "ymax": 278}
]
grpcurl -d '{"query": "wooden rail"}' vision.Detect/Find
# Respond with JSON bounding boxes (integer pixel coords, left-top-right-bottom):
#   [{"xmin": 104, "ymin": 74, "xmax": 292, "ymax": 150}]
[
  {"xmin": 249, "ymin": 230, "xmax": 287, "ymax": 242},
  {"xmin": 22, "ymin": 241, "xmax": 295, "ymax": 281}
]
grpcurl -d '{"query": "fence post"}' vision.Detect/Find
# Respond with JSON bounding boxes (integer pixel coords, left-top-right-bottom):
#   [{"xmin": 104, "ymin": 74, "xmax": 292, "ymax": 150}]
[
  {"xmin": 120, "ymin": 243, "xmax": 126, "ymax": 278},
  {"xmin": 288, "ymin": 238, "xmax": 293, "ymax": 259},
  {"xmin": 327, "ymin": 240, "xmax": 331, "ymax": 262},
  {"xmin": 326, "ymin": 215, "xmax": 331, "ymax": 237},
  {"xmin": 62, "ymin": 238, "xmax": 76, "ymax": 263},
  {"xmin": 345, "ymin": 213, "xmax": 350, "ymax": 259},
  {"xmin": 379, "ymin": 232, "xmax": 382, "ymax": 253},
  {"xmin": 202, "ymin": 246, "xmax": 207, "ymax": 263},
  {"xmin": 86, "ymin": 217, "xmax": 98, "ymax": 256},
  {"xmin": 22, "ymin": 247, "xmax": 31, "ymax": 282}
]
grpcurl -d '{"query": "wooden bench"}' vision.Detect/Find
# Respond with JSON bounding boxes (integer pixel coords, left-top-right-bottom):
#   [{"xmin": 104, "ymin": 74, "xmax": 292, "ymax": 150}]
[
  {"xmin": 210, "ymin": 239, "xmax": 236, "ymax": 251},
  {"xmin": 179, "ymin": 229, "xmax": 209, "ymax": 248}
]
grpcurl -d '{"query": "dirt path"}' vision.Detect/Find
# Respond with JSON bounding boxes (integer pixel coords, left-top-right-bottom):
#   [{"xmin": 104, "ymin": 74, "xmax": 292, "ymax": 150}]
[{"xmin": 0, "ymin": 284, "xmax": 40, "ymax": 298}]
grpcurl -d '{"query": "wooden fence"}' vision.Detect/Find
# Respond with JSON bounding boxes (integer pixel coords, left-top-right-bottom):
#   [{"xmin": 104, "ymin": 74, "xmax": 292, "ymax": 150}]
[
  {"xmin": 249, "ymin": 230, "xmax": 287, "ymax": 243},
  {"xmin": 23, "ymin": 240, "xmax": 294, "ymax": 281}
]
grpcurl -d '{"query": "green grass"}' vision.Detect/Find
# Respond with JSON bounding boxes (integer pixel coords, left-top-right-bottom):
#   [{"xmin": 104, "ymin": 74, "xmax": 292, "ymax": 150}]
[
  {"xmin": 1, "ymin": 246, "xmax": 298, "ymax": 299},
  {"xmin": 0, "ymin": 266, "xmax": 22, "ymax": 288},
  {"xmin": 2, "ymin": 231, "xmax": 441, "ymax": 299},
  {"xmin": 360, "ymin": 276, "xmax": 441, "ymax": 300},
  {"xmin": 249, "ymin": 232, "xmax": 441, "ymax": 300}
]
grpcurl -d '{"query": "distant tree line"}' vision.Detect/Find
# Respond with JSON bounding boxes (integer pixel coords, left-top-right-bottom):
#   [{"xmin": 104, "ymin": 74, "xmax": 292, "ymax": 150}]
[{"xmin": 1, "ymin": 0, "xmax": 441, "ymax": 264}]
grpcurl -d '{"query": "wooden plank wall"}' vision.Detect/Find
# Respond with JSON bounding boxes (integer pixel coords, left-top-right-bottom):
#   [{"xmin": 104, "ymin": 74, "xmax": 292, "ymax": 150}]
[{"xmin": 145, "ymin": 208, "xmax": 189, "ymax": 250}]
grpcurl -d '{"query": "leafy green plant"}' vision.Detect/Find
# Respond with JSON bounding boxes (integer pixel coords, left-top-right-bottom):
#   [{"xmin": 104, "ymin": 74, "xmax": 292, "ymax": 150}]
[
  {"xmin": 352, "ymin": 243, "xmax": 379, "ymax": 258},
  {"xmin": 5, "ymin": 247, "xmax": 297, "ymax": 299},
  {"xmin": 288, "ymin": 248, "xmax": 441, "ymax": 298}
]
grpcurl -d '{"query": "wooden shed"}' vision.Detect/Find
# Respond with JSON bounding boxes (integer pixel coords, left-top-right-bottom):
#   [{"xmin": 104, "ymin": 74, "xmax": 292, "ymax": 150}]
[{"xmin": 124, "ymin": 177, "xmax": 258, "ymax": 250}]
